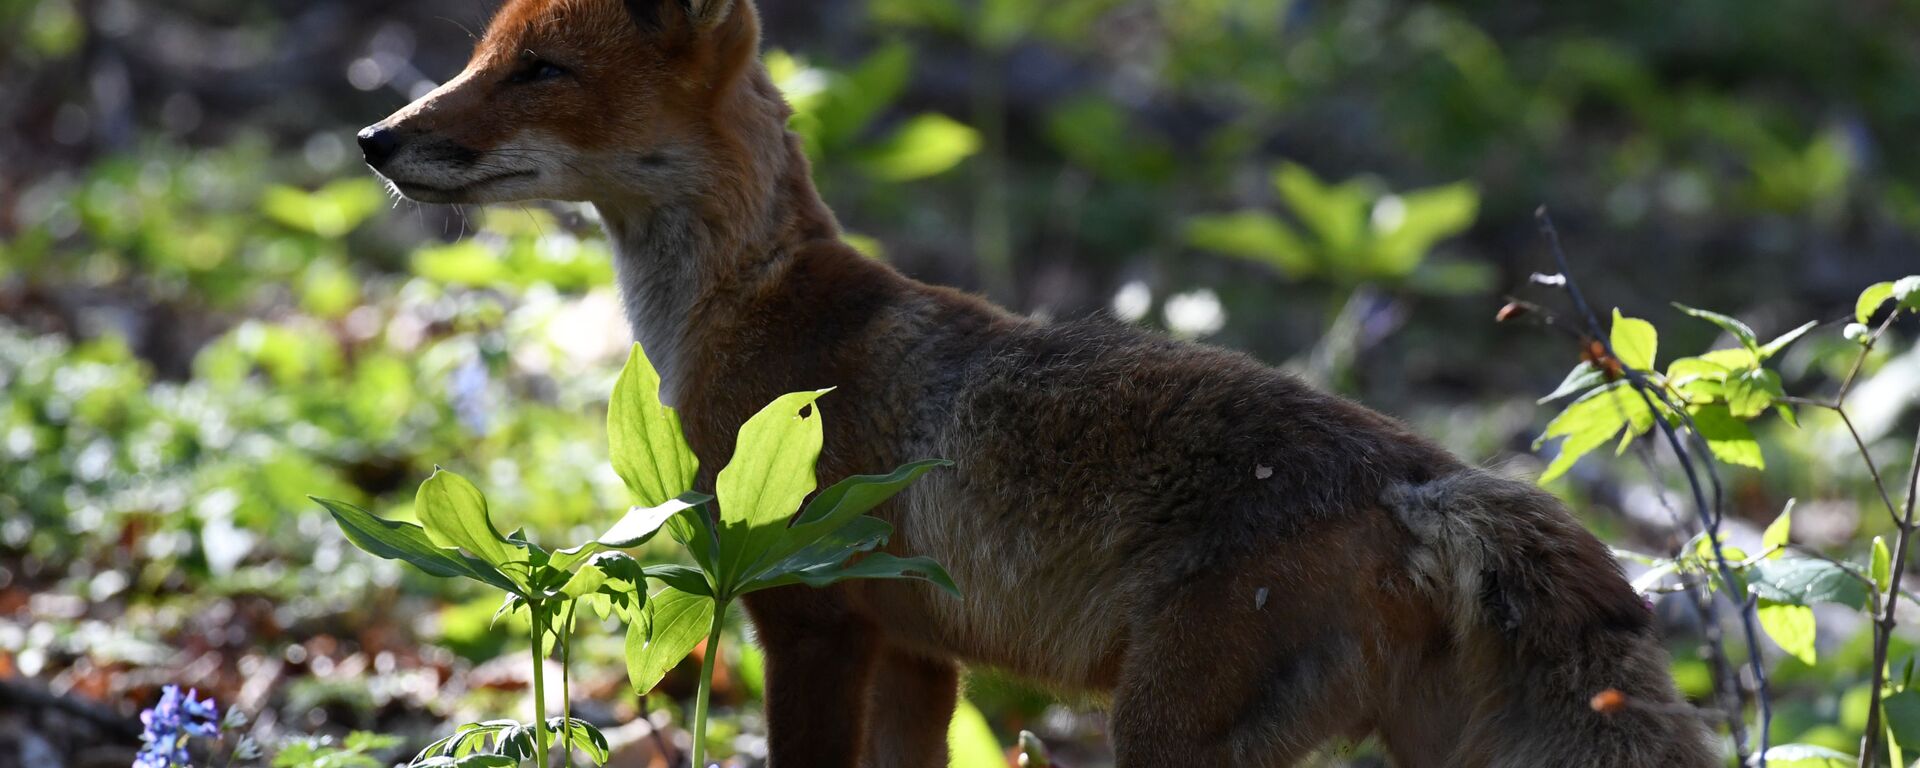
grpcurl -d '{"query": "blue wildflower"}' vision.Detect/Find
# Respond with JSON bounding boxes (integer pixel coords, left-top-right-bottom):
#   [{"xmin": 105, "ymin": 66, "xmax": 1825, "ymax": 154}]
[{"xmin": 133, "ymin": 686, "xmax": 220, "ymax": 768}]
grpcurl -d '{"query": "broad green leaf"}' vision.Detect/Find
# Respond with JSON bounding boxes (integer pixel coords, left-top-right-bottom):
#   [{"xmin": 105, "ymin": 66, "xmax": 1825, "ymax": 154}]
[
  {"xmin": 624, "ymin": 587, "xmax": 716, "ymax": 695},
  {"xmin": 1857, "ymin": 282, "xmax": 1896, "ymax": 324},
  {"xmin": 550, "ymin": 492, "xmax": 710, "ymax": 572},
  {"xmin": 948, "ymin": 700, "xmax": 1003, "ymax": 768},
  {"xmin": 1759, "ymin": 743, "xmax": 1851, "ymax": 768},
  {"xmin": 609, "ymin": 344, "xmax": 697, "ymax": 509},
  {"xmin": 1371, "ymin": 181, "xmax": 1478, "ymax": 278},
  {"xmin": 556, "ymin": 564, "xmax": 606, "ymax": 599},
  {"xmin": 1687, "ymin": 404, "xmax": 1764, "ymax": 470},
  {"xmin": 1887, "ymin": 689, "xmax": 1920, "ymax": 754},
  {"xmin": 1534, "ymin": 381, "xmax": 1653, "ymax": 483},
  {"xmin": 1873, "ymin": 536, "xmax": 1892, "ymax": 593},
  {"xmin": 1609, "ymin": 309, "xmax": 1658, "ymax": 371},
  {"xmin": 545, "ymin": 718, "xmax": 611, "ymax": 765},
  {"xmin": 643, "ymin": 564, "xmax": 714, "ymax": 597},
  {"xmin": 861, "ymin": 113, "xmax": 981, "ymax": 181},
  {"xmin": 1273, "ymin": 163, "xmax": 1372, "ymax": 263},
  {"xmin": 313, "ymin": 497, "xmax": 521, "ymax": 595},
  {"xmin": 415, "ymin": 469, "xmax": 523, "ymax": 577},
  {"xmin": 666, "ymin": 505, "xmax": 721, "ymax": 577},
  {"xmin": 1697, "ymin": 347, "xmax": 1759, "ymax": 371},
  {"xmin": 1762, "ymin": 503, "xmax": 1793, "ymax": 558},
  {"xmin": 750, "ymin": 460, "xmax": 951, "ymax": 577},
  {"xmin": 756, "ymin": 552, "xmax": 962, "ymax": 597},
  {"xmin": 1184, "ymin": 212, "xmax": 1315, "ymax": 276},
  {"xmin": 1673, "ymin": 303, "xmax": 1757, "ymax": 351},
  {"xmin": 1756, "ymin": 600, "xmax": 1816, "ymax": 665},
  {"xmin": 1749, "ymin": 558, "xmax": 1870, "ymax": 609},
  {"xmin": 1665, "ymin": 356, "xmax": 1731, "ymax": 387},
  {"xmin": 750, "ymin": 515, "xmax": 894, "ymax": 589},
  {"xmin": 1724, "ymin": 368, "xmax": 1784, "ymax": 419},
  {"xmin": 1537, "ymin": 361, "xmax": 1606, "ymax": 404},
  {"xmin": 1759, "ymin": 320, "xmax": 1818, "ymax": 360},
  {"xmin": 715, "ymin": 389, "xmax": 830, "ymax": 591}
]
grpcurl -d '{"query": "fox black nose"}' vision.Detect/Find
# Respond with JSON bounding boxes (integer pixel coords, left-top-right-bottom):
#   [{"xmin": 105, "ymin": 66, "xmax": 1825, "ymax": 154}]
[{"xmin": 357, "ymin": 125, "xmax": 402, "ymax": 168}]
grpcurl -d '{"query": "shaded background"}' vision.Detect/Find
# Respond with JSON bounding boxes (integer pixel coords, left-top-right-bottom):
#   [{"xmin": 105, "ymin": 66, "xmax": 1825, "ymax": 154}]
[{"xmin": 3, "ymin": 0, "xmax": 1918, "ymax": 765}]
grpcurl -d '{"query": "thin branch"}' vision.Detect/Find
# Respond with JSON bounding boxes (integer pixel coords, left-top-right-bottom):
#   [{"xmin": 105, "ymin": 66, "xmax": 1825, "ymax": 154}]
[
  {"xmin": 1859, "ymin": 421, "xmax": 1920, "ymax": 768},
  {"xmin": 1536, "ymin": 208, "xmax": 1771, "ymax": 766}
]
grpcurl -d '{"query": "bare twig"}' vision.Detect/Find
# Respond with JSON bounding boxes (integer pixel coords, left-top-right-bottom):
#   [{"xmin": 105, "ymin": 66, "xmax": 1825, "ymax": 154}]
[{"xmin": 1859, "ymin": 421, "xmax": 1920, "ymax": 768}]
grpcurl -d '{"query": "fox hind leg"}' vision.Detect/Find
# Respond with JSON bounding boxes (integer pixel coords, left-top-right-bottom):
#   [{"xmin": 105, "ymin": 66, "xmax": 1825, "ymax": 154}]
[{"xmin": 859, "ymin": 648, "xmax": 960, "ymax": 768}]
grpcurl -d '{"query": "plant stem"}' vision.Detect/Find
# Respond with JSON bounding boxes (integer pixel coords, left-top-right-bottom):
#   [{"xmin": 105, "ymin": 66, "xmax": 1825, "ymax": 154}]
[
  {"xmin": 562, "ymin": 601, "xmax": 575, "ymax": 767},
  {"xmin": 690, "ymin": 599, "xmax": 727, "ymax": 768},
  {"xmin": 531, "ymin": 600, "xmax": 551, "ymax": 768},
  {"xmin": 1858, "ymin": 422, "xmax": 1920, "ymax": 768}
]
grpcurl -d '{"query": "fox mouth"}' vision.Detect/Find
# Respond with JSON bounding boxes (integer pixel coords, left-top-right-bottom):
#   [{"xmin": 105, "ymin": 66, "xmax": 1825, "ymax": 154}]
[{"xmin": 388, "ymin": 170, "xmax": 536, "ymax": 200}]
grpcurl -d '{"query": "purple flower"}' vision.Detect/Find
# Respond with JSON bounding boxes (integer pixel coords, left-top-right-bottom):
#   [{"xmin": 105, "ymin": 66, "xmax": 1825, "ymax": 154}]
[{"xmin": 133, "ymin": 686, "xmax": 220, "ymax": 768}]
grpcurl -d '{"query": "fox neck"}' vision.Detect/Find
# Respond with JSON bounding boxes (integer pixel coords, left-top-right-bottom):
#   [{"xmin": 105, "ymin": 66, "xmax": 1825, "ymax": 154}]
[{"xmin": 594, "ymin": 67, "xmax": 837, "ymax": 405}]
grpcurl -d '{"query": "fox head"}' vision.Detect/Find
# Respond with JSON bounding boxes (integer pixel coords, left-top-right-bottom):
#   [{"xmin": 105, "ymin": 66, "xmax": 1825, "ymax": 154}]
[{"xmin": 358, "ymin": 0, "xmax": 767, "ymax": 206}]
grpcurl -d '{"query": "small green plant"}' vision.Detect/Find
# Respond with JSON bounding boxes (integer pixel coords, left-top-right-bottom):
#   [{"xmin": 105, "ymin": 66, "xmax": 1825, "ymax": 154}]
[
  {"xmin": 313, "ymin": 344, "xmax": 957, "ymax": 767},
  {"xmin": 1524, "ymin": 251, "xmax": 1920, "ymax": 768}
]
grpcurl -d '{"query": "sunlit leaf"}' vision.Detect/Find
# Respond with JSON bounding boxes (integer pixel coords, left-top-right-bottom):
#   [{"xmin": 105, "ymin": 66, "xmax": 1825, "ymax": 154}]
[
  {"xmin": 312, "ymin": 497, "xmax": 521, "ymax": 595},
  {"xmin": 624, "ymin": 587, "xmax": 715, "ymax": 695},
  {"xmin": 1371, "ymin": 181, "xmax": 1478, "ymax": 278},
  {"xmin": 1759, "ymin": 743, "xmax": 1851, "ymax": 768},
  {"xmin": 1873, "ymin": 536, "xmax": 1892, "ymax": 594},
  {"xmin": 750, "ymin": 460, "xmax": 951, "ymax": 578},
  {"xmin": 861, "ymin": 113, "xmax": 980, "ymax": 181},
  {"xmin": 714, "ymin": 389, "xmax": 830, "ymax": 592},
  {"xmin": 1534, "ymin": 381, "xmax": 1653, "ymax": 483},
  {"xmin": 416, "ymin": 469, "xmax": 525, "ymax": 580},
  {"xmin": 948, "ymin": 700, "xmax": 1003, "ymax": 768},
  {"xmin": 1756, "ymin": 600, "xmax": 1816, "ymax": 665},
  {"xmin": 1759, "ymin": 320, "xmax": 1818, "ymax": 360},
  {"xmin": 1537, "ymin": 361, "xmax": 1606, "ymax": 404},
  {"xmin": 1609, "ymin": 308, "xmax": 1658, "ymax": 371},
  {"xmin": 1724, "ymin": 368, "xmax": 1783, "ymax": 419},
  {"xmin": 609, "ymin": 343, "xmax": 697, "ymax": 509},
  {"xmin": 1763, "ymin": 502, "xmax": 1793, "ymax": 558},
  {"xmin": 1673, "ymin": 303, "xmax": 1757, "ymax": 351},
  {"xmin": 1687, "ymin": 404, "xmax": 1764, "ymax": 470},
  {"xmin": 1184, "ymin": 211, "xmax": 1315, "ymax": 275}
]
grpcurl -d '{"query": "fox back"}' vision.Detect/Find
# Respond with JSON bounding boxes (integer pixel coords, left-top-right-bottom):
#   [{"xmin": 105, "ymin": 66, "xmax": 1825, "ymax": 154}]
[{"xmin": 359, "ymin": 1, "xmax": 1719, "ymax": 765}]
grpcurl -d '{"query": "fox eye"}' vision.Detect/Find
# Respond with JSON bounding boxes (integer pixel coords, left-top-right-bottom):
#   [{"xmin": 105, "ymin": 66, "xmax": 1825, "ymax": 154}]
[{"xmin": 507, "ymin": 58, "xmax": 569, "ymax": 84}]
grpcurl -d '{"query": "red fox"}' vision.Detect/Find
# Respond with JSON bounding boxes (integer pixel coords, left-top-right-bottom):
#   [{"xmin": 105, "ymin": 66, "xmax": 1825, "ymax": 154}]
[{"xmin": 357, "ymin": 1, "xmax": 1719, "ymax": 765}]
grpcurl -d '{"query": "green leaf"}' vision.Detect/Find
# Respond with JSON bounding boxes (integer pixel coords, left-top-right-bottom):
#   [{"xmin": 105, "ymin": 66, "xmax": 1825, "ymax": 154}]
[
  {"xmin": 1537, "ymin": 361, "xmax": 1606, "ymax": 404},
  {"xmin": 750, "ymin": 515, "xmax": 894, "ymax": 588},
  {"xmin": 609, "ymin": 344, "xmax": 697, "ymax": 509},
  {"xmin": 1749, "ymin": 558, "xmax": 1870, "ymax": 609},
  {"xmin": 1609, "ymin": 308, "xmax": 1658, "ymax": 371},
  {"xmin": 1672, "ymin": 303, "xmax": 1758, "ymax": 352},
  {"xmin": 550, "ymin": 492, "xmax": 711, "ymax": 572},
  {"xmin": 624, "ymin": 587, "xmax": 715, "ymax": 695},
  {"xmin": 1274, "ymin": 163, "xmax": 1370, "ymax": 262},
  {"xmin": 1762, "ymin": 503, "xmax": 1793, "ymax": 558},
  {"xmin": 1687, "ymin": 404, "xmax": 1765, "ymax": 470},
  {"xmin": 1184, "ymin": 212, "xmax": 1315, "ymax": 276},
  {"xmin": 415, "ymin": 469, "xmax": 524, "ymax": 577},
  {"xmin": 860, "ymin": 113, "xmax": 981, "ymax": 181},
  {"xmin": 714, "ymin": 389, "xmax": 830, "ymax": 593},
  {"xmin": 1759, "ymin": 743, "xmax": 1852, "ymax": 768},
  {"xmin": 755, "ymin": 552, "xmax": 962, "ymax": 597},
  {"xmin": 1759, "ymin": 320, "xmax": 1818, "ymax": 360},
  {"xmin": 313, "ymin": 497, "xmax": 522, "ymax": 595},
  {"xmin": 1534, "ymin": 381, "xmax": 1653, "ymax": 483},
  {"xmin": 556, "ymin": 564, "xmax": 606, "ymax": 599},
  {"xmin": 1886, "ymin": 689, "xmax": 1920, "ymax": 754},
  {"xmin": 1756, "ymin": 600, "xmax": 1817, "ymax": 665},
  {"xmin": 1857, "ymin": 281, "xmax": 1896, "ymax": 324},
  {"xmin": 642, "ymin": 564, "xmax": 713, "ymax": 597},
  {"xmin": 750, "ymin": 460, "xmax": 951, "ymax": 578},
  {"xmin": 546, "ymin": 718, "xmax": 611, "ymax": 765},
  {"xmin": 948, "ymin": 700, "xmax": 1003, "ymax": 768},
  {"xmin": 1665, "ymin": 356, "xmax": 1732, "ymax": 388},
  {"xmin": 1873, "ymin": 536, "xmax": 1892, "ymax": 593},
  {"xmin": 1724, "ymin": 368, "xmax": 1784, "ymax": 419},
  {"xmin": 1370, "ymin": 181, "xmax": 1479, "ymax": 279}
]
